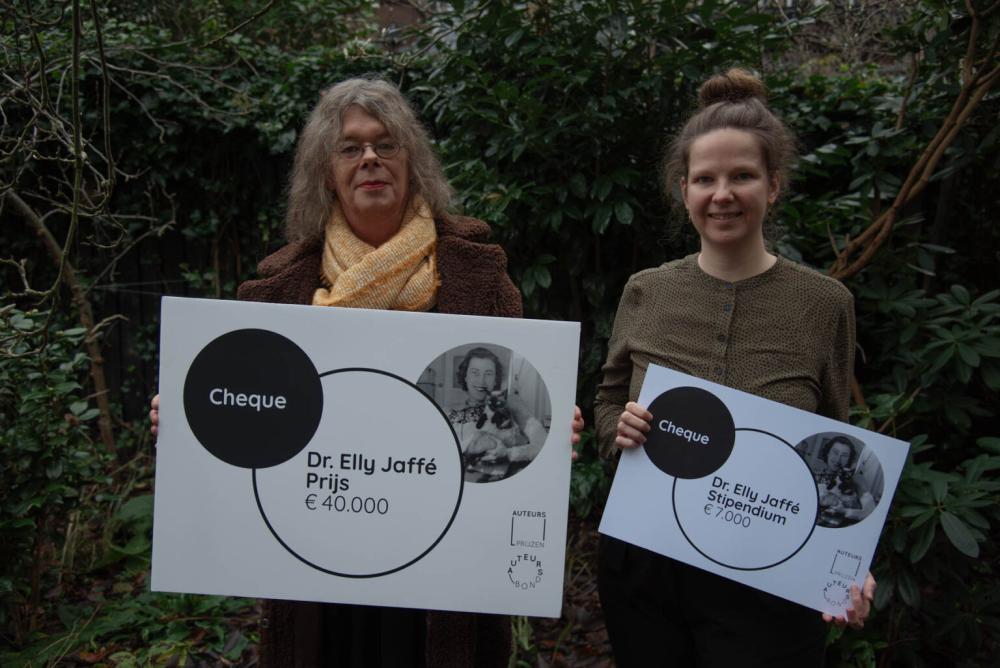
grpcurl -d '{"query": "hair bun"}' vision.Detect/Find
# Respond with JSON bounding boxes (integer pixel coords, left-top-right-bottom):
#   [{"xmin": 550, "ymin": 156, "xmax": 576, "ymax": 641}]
[{"xmin": 698, "ymin": 68, "xmax": 768, "ymax": 108}]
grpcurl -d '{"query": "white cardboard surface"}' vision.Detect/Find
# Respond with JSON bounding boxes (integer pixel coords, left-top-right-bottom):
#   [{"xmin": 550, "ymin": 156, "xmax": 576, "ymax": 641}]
[
  {"xmin": 599, "ymin": 364, "xmax": 909, "ymax": 615},
  {"xmin": 152, "ymin": 297, "xmax": 580, "ymax": 617}
]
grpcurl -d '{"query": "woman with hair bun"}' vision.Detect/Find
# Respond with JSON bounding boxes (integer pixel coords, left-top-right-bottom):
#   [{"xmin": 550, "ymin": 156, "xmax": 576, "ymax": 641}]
[{"xmin": 594, "ymin": 68, "xmax": 875, "ymax": 666}]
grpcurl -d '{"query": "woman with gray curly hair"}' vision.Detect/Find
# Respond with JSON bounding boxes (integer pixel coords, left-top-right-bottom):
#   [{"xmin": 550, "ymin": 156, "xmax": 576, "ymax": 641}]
[
  {"xmin": 241, "ymin": 76, "xmax": 517, "ymax": 667},
  {"xmin": 152, "ymin": 75, "xmax": 584, "ymax": 666},
  {"xmin": 238, "ymin": 75, "xmax": 519, "ymax": 316},
  {"xmin": 284, "ymin": 77, "xmax": 455, "ymax": 244}
]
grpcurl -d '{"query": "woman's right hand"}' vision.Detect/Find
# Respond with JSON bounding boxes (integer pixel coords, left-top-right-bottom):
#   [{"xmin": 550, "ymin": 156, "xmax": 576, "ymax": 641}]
[
  {"xmin": 150, "ymin": 394, "xmax": 160, "ymax": 441},
  {"xmin": 615, "ymin": 401, "xmax": 652, "ymax": 449}
]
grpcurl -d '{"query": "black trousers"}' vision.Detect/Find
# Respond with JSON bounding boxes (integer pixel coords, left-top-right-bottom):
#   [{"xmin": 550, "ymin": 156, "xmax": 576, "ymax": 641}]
[
  {"xmin": 598, "ymin": 535, "xmax": 826, "ymax": 668},
  {"xmin": 320, "ymin": 604, "xmax": 426, "ymax": 668}
]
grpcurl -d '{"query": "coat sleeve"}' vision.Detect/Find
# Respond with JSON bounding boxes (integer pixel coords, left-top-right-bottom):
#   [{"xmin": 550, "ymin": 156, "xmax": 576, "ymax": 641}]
[
  {"xmin": 817, "ymin": 289, "xmax": 855, "ymax": 422},
  {"xmin": 236, "ymin": 239, "xmax": 323, "ymax": 305},
  {"xmin": 594, "ymin": 276, "xmax": 641, "ymax": 458},
  {"xmin": 493, "ymin": 271, "xmax": 523, "ymax": 318}
]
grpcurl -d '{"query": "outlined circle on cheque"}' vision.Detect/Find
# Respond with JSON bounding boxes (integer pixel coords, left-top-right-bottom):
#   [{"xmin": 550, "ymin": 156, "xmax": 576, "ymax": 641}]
[
  {"xmin": 183, "ymin": 328, "xmax": 323, "ymax": 469},
  {"xmin": 672, "ymin": 428, "xmax": 819, "ymax": 570},
  {"xmin": 417, "ymin": 343, "xmax": 552, "ymax": 484},
  {"xmin": 253, "ymin": 368, "xmax": 464, "ymax": 578},
  {"xmin": 644, "ymin": 386, "xmax": 735, "ymax": 479}
]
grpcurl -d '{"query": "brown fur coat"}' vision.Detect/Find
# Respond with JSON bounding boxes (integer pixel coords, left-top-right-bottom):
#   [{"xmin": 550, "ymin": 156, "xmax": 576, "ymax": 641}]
[{"xmin": 237, "ymin": 214, "xmax": 521, "ymax": 668}]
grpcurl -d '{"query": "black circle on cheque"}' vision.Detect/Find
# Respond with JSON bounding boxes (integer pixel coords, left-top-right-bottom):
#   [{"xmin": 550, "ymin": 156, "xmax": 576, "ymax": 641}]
[
  {"xmin": 644, "ymin": 386, "xmax": 735, "ymax": 479},
  {"xmin": 183, "ymin": 329, "xmax": 323, "ymax": 469}
]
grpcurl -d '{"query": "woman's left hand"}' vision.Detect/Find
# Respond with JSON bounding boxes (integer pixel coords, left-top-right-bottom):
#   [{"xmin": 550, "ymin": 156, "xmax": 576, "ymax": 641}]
[
  {"xmin": 570, "ymin": 405, "xmax": 584, "ymax": 461},
  {"xmin": 822, "ymin": 573, "xmax": 875, "ymax": 629}
]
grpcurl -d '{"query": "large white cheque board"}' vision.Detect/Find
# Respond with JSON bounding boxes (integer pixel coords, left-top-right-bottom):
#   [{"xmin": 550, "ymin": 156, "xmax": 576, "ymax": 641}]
[
  {"xmin": 152, "ymin": 297, "xmax": 580, "ymax": 617},
  {"xmin": 599, "ymin": 364, "xmax": 909, "ymax": 616}
]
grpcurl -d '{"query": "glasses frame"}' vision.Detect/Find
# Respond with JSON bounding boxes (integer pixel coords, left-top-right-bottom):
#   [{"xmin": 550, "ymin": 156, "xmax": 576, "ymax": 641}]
[{"xmin": 335, "ymin": 141, "xmax": 402, "ymax": 162}]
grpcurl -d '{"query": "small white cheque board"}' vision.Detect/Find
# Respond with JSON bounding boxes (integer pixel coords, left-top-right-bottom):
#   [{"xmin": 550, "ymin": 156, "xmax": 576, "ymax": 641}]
[{"xmin": 599, "ymin": 364, "xmax": 909, "ymax": 616}]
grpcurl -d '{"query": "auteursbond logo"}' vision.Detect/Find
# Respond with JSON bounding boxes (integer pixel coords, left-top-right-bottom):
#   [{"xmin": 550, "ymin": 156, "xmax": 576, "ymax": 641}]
[
  {"xmin": 508, "ymin": 553, "xmax": 543, "ymax": 591},
  {"xmin": 823, "ymin": 579, "xmax": 851, "ymax": 607}
]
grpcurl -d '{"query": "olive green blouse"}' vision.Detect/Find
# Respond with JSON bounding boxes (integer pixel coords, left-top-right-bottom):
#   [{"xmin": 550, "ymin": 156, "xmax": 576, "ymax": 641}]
[{"xmin": 595, "ymin": 254, "xmax": 855, "ymax": 457}]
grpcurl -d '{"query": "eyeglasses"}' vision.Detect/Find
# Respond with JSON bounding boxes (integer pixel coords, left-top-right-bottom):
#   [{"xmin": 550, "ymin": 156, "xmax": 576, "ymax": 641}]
[
  {"xmin": 468, "ymin": 369, "xmax": 496, "ymax": 382},
  {"xmin": 335, "ymin": 141, "xmax": 401, "ymax": 161}
]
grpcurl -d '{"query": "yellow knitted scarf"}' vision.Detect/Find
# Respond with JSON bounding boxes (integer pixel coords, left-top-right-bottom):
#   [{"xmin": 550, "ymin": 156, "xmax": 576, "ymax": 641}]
[{"xmin": 312, "ymin": 197, "xmax": 439, "ymax": 311}]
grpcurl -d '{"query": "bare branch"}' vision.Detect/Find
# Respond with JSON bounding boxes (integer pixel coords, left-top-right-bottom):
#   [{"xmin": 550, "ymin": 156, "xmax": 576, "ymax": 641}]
[
  {"xmin": 0, "ymin": 257, "xmax": 50, "ymax": 299},
  {"xmin": 201, "ymin": 0, "xmax": 277, "ymax": 48},
  {"xmin": 84, "ymin": 220, "xmax": 175, "ymax": 296},
  {"xmin": 89, "ymin": 0, "xmax": 115, "ymax": 207},
  {"xmin": 829, "ymin": 6, "xmax": 999, "ymax": 280},
  {"xmin": 4, "ymin": 187, "xmax": 116, "ymax": 451}
]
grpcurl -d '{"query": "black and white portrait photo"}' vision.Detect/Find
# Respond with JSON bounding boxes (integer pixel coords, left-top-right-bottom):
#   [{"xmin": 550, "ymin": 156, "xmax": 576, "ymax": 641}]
[
  {"xmin": 795, "ymin": 432, "xmax": 885, "ymax": 528},
  {"xmin": 418, "ymin": 343, "xmax": 551, "ymax": 483}
]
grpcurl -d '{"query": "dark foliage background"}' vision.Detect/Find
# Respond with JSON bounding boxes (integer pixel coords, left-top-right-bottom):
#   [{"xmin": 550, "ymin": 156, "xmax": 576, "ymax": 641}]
[{"xmin": 2, "ymin": 1, "xmax": 998, "ymax": 666}]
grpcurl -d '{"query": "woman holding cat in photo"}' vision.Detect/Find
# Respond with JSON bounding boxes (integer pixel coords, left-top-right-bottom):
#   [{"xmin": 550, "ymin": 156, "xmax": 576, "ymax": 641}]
[
  {"xmin": 448, "ymin": 346, "xmax": 548, "ymax": 482},
  {"xmin": 814, "ymin": 435, "xmax": 877, "ymax": 527}
]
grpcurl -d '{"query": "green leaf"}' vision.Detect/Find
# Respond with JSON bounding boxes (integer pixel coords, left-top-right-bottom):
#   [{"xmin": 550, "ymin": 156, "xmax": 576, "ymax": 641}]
[
  {"xmin": 503, "ymin": 29, "xmax": 524, "ymax": 49},
  {"xmin": 593, "ymin": 176, "xmax": 612, "ymax": 202},
  {"xmin": 920, "ymin": 243, "xmax": 956, "ymax": 254},
  {"xmin": 54, "ymin": 381, "xmax": 82, "ymax": 395},
  {"xmin": 909, "ymin": 522, "xmax": 935, "ymax": 563},
  {"xmin": 975, "ymin": 338, "xmax": 1000, "ymax": 358},
  {"xmin": 614, "ymin": 201, "xmax": 634, "ymax": 226},
  {"xmin": 957, "ymin": 344, "xmax": 980, "ymax": 367},
  {"xmin": 116, "ymin": 494, "xmax": 155, "ymax": 524},
  {"xmin": 898, "ymin": 324, "xmax": 916, "ymax": 345},
  {"xmin": 982, "ymin": 362, "xmax": 1000, "ymax": 390},
  {"xmin": 977, "ymin": 437, "xmax": 1000, "ymax": 454},
  {"xmin": 939, "ymin": 511, "xmax": 979, "ymax": 558},
  {"xmin": 926, "ymin": 345, "xmax": 954, "ymax": 374},
  {"xmin": 955, "ymin": 359, "xmax": 973, "ymax": 384},
  {"xmin": 950, "ymin": 284, "xmax": 971, "ymax": 305},
  {"xmin": 592, "ymin": 204, "xmax": 613, "ymax": 234},
  {"xmin": 943, "ymin": 403, "xmax": 970, "ymax": 430},
  {"xmin": 908, "ymin": 508, "xmax": 936, "ymax": 529},
  {"xmin": 961, "ymin": 508, "xmax": 990, "ymax": 530},
  {"xmin": 963, "ymin": 454, "xmax": 990, "ymax": 482},
  {"xmin": 898, "ymin": 504, "xmax": 929, "ymax": 518},
  {"xmin": 223, "ymin": 632, "xmax": 250, "ymax": 661},
  {"xmin": 535, "ymin": 266, "xmax": 551, "ymax": 289},
  {"xmin": 930, "ymin": 478, "xmax": 947, "ymax": 503},
  {"xmin": 897, "ymin": 570, "xmax": 920, "ymax": 607},
  {"xmin": 546, "ymin": 210, "xmax": 563, "ymax": 231},
  {"xmin": 873, "ymin": 573, "xmax": 893, "ymax": 610}
]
